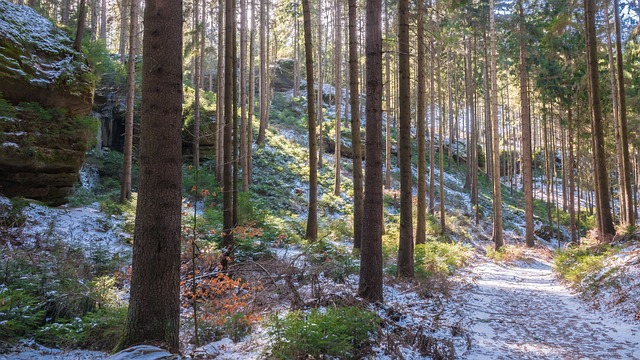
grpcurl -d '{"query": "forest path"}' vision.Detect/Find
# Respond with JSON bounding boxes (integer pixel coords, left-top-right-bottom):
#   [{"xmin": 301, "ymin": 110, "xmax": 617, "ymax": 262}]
[{"xmin": 455, "ymin": 250, "xmax": 640, "ymax": 359}]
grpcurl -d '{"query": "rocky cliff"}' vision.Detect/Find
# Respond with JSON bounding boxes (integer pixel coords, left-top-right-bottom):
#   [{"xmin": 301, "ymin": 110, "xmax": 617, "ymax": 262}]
[{"xmin": 0, "ymin": 0, "xmax": 96, "ymax": 205}]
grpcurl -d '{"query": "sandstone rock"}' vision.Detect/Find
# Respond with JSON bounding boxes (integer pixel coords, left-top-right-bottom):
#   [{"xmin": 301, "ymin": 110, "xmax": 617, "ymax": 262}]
[{"xmin": 0, "ymin": 2, "xmax": 95, "ymax": 205}]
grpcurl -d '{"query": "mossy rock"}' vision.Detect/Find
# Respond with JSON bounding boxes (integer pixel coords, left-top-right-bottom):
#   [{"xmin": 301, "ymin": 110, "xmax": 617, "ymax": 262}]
[{"xmin": 0, "ymin": 1, "xmax": 94, "ymax": 116}]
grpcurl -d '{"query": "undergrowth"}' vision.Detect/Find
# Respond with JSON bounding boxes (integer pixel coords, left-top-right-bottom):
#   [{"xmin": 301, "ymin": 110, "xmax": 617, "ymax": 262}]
[
  {"xmin": 268, "ymin": 306, "xmax": 379, "ymax": 360},
  {"xmin": 554, "ymin": 243, "xmax": 618, "ymax": 291}
]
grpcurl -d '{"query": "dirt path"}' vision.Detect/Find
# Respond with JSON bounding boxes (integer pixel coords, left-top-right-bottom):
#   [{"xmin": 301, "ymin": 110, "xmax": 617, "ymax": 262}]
[{"xmin": 456, "ymin": 251, "xmax": 640, "ymax": 359}]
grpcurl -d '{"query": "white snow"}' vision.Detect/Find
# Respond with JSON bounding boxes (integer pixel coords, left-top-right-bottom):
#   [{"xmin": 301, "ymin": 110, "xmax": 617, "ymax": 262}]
[{"xmin": 454, "ymin": 248, "xmax": 640, "ymax": 359}]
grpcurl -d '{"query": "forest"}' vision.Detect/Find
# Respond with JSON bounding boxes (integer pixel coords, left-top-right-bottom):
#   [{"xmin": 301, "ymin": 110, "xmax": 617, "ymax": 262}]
[{"xmin": 0, "ymin": 0, "xmax": 640, "ymax": 358}]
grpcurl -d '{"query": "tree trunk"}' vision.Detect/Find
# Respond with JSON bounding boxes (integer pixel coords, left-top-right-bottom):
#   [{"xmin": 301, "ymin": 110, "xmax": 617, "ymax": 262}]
[
  {"xmin": 118, "ymin": 0, "xmax": 128, "ymax": 63},
  {"xmin": 605, "ymin": 0, "xmax": 626, "ymax": 224},
  {"xmin": 490, "ymin": 0, "xmax": 502, "ymax": 249},
  {"xmin": 222, "ymin": 0, "xmax": 236, "ymax": 268},
  {"xmin": 415, "ymin": 0, "xmax": 426, "ymax": 245},
  {"xmin": 117, "ymin": 0, "xmax": 182, "ymax": 351},
  {"xmin": 349, "ymin": 0, "xmax": 363, "ymax": 249},
  {"xmin": 232, "ymin": 2, "xmax": 239, "ymax": 227},
  {"xmin": 216, "ymin": 0, "xmax": 225, "ymax": 181},
  {"xmin": 614, "ymin": 0, "xmax": 635, "ymax": 225},
  {"xmin": 74, "ymin": 0, "xmax": 87, "ymax": 52},
  {"xmin": 302, "ymin": 0, "xmax": 318, "ymax": 242},
  {"xmin": 384, "ymin": 0, "xmax": 392, "ymax": 190},
  {"xmin": 585, "ymin": 0, "xmax": 616, "ymax": 237},
  {"xmin": 248, "ymin": 0, "xmax": 256, "ymax": 185},
  {"xmin": 240, "ymin": 0, "xmax": 248, "ymax": 192},
  {"xmin": 257, "ymin": 0, "xmax": 267, "ymax": 146},
  {"xmin": 359, "ymin": 0, "xmax": 384, "ymax": 302},
  {"xmin": 317, "ymin": 0, "xmax": 324, "ymax": 169},
  {"xmin": 428, "ymin": 24, "xmax": 435, "ymax": 215},
  {"xmin": 120, "ymin": 0, "xmax": 137, "ymax": 204},
  {"xmin": 293, "ymin": 10, "xmax": 300, "ymax": 98},
  {"xmin": 519, "ymin": 0, "xmax": 534, "ymax": 247},
  {"xmin": 100, "ymin": 0, "xmax": 106, "ymax": 41},
  {"xmin": 397, "ymin": 0, "xmax": 413, "ymax": 278},
  {"xmin": 193, "ymin": 0, "xmax": 201, "ymax": 167},
  {"xmin": 333, "ymin": 0, "xmax": 342, "ymax": 196}
]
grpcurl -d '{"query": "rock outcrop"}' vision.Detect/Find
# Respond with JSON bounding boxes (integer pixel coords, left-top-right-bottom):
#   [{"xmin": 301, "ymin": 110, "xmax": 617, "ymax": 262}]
[{"xmin": 0, "ymin": 1, "xmax": 95, "ymax": 205}]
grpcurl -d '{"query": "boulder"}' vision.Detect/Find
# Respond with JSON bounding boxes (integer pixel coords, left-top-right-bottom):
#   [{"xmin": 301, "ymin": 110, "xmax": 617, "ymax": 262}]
[
  {"xmin": 271, "ymin": 58, "xmax": 296, "ymax": 92},
  {"xmin": 0, "ymin": 1, "xmax": 95, "ymax": 205}
]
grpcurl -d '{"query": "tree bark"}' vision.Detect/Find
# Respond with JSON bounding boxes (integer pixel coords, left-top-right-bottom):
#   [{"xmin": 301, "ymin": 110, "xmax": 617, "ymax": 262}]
[
  {"xmin": 241, "ymin": 0, "xmax": 248, "ymax": 192},
  {"xmin": 614, "ymin": 0, "xmax": 635, "ymax": 225},
  {"xmin": 349, "ymin": 0, "xmax": 363, "ymax": 249},
  {"xmin": 333, "ymin": 0, "xmax": 342, "ymax": 196},
  {"xmin": 216, "ymin": 0, "xmax": 225, "ymax": 181},
  {"xmin": 193, "ymin": 0, "xmax": 201, "ymax": 167},
  {"xmin": 490, "ymin": 0, "xmax": 503, "ymax": 249},
  {"xmin": 519, "ymin": 0, "xmax": 534, "ymax": 247},
  {"xmin": 397, "ymin": 0, "xmax": 413, "ymax": 278},
  {"xmin": 584, "ymin": 0, "xmax": 616, "ymax": 237},
  {"xmin": 74, "ymin": 0, "xmax": 87, "ymax": 52},
  {"xmin": 117, "ymin": 0, "xmax": 182, "ymax": 351},
  {"xmin": 120, "ymin": 0, "xmax": 137, "ymax": 204},
  {"xmin": 415, "ymin": 0, "xmax": 426, "ymax": 245},
  {"xmin": 317, "ymin": 0, "xmax": 324, "ymax": 169},
  {"xmin": 302, "ymin": 0, "xmax": 318, "ymax": 241},
  {"xmin": 248, "ymin": 0, "xmax": 256, "ymax": 185},
  {"xmin": 100, "ymin": 0, "xmax": 106, "ymax": 41},
  {"xmin": 257, "ymin": 0, "xmax": 268, "ymax": 146},
  {"xmin": 222, "ymin": 0, "xmax": 236, "ymax": 268},
  {"xmin": 359, "ymin": 0, "xmax": 384, "ymax": 302}
]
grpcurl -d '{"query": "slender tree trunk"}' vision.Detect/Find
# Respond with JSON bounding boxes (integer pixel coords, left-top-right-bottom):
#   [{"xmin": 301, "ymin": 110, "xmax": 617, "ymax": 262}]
[
  {"xmin": 415, "ymin": 0, "xmax": 426, "ymax": 245},
  {"xmin": 216, "ymin": 0, "xmax": 225, "ymax": 181},
  {"xmin": 302, "ymin": 0, "xmax": 318, "ymax": 241},
  {"xmin": 428, "ymin": 22, "xmax": 435, "ymax": 214},
  {"xmin": 120, "ymin": 0, "xmax": 137, "ymax": 204},
  {"xmin": 232, "ymin": 2, "xmax": 239, "ymax": 227},
  {"xmin": 222, "ymin": 0, "xmax": 236, "ymax": 268},
  {"xmin": 614, "ymin": 0, "xmax": 635, "ymax": 225},
  {"xmin": 257, "ymin": 0, "xmax": 268, "ymax": 146},
  {"xmin": 74, "ymin": 0, "xmax": 87, "ymax": 51},
  {"xmin": 397, "ymin": 0, "xmax": 413, "ymax": 278},
  {"xmin": 193, "ymin": 0, "xmax": 202, "ymax": 167},
  {"xmin": 317, "ymin": 0, "xmax": 324, "ymax": 169},
  {"xmin": 605, "ymin": 0, "xmax": 626, "ymax": 223},
  {"xmin": 519, "ymin": 0, "xmax": 534, "ymax": 247},
  {"xmin": 359, "ymin": 0, "xmax": 384, "ymax": 302},
  {"xmin": 569, "ymin": 108, "xmax": 577, "ymax": 243},
  {"xmin": 241, "ymin": 0, "xmax": 248, "ymax": 191},
  {"xmin": 62, "ymin": 0, "xmax": 70, "ymax": 25},
  {"xmin": 490, "ymin": 0, "xmax": 502, "ymax": 249},
  {"xmin": 293, "ymin": 10, "xmax": 300, "ymax": 98},
  {"xmin": 117, "ymin": 0, "xmax": 182, "ymax": 351},
  {"xmin": 333, "ymin": 0, "xmax": 342, "ymax": 196},
  {"xmin": 100, "ymin": 0, "xmax": 106, "ymax": 41},
  {"xmin": 585, "ymin": 0, "xmax": 616, "ymax": 237},
  {"xmin": 248, "ymin": 0, "xmax": 256, "ymax": 184},
  {"xmin": 384, "ymin": 0, "xmax": 392, "ymax": 190},
  {"xmin": 349, "ymin": 0, "xmax": 363, "ymax": 249}
]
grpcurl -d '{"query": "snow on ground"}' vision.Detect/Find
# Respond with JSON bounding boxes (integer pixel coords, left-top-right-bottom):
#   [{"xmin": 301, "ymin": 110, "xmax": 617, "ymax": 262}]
[
  {"xmin": 0, "ymin": 340, "xmax": 107, "ymax": 360},
  {"xmin": 453, "ymin": 248, "xmax": 640, "ymax": 359},
  {"xmin": 16, "ymin": 200, "xmax": 131, "ymax": 257}
]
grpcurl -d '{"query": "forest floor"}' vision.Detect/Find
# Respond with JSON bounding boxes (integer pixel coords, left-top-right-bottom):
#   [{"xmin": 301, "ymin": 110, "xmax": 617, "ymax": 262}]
[{"xmin": 454, "ymin": 246, "xmax": 640, "ymax": 360}]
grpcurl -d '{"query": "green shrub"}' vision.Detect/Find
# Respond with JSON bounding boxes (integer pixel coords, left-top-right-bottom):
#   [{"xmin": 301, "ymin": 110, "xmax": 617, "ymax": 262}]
[
  {"xmin": 306, "ymin": 239, "xmax": 359, "ymax": 282},
  {"xmin": 269, "ymin": 306, "xmax": 379, "ymax": 359},
  {"xmin": 414, "ymin": 242, "xmax": 470, "ymax": 278},
  {"xmin": 554, "ymin": 244, "xmax": 617, "ymax": 289},
  {"xmin": 35, "ymin": 307, "xmax": 126, "ymax": 351},
  {"xmin": 0, "ymin": 288, "xmax": 45, "ymax": 342}
]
